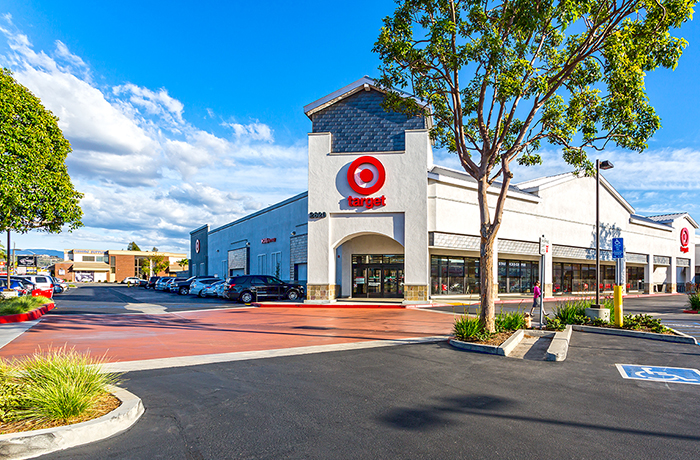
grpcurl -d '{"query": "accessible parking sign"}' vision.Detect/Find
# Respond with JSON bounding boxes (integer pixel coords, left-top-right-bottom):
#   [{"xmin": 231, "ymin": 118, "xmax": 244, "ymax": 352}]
[{"xmin": 616, "ymin": 364, "xmax": 700, "ymax": 385}]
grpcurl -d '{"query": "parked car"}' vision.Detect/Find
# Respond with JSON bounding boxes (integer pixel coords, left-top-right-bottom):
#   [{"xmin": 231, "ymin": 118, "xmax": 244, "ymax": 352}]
[
  {"xmin": 223, "ymin": 275, "xmax": 305, "ymax": 303},
  {"xmin": 51, "ymin": 276, "xmax": 69, "ymax": 294},
  {"xmin": 167, "ymin": 278, "xmax": 187, "ymax": 293},
  {"xmin": 200, "ymin": 280, "xmax": 226, "ymax": 298},
  {"xmin": 155, "ymin": 277, "xmax": 175, "ymax": 291},
  {"xmin": 18, "ymin": 275, "xmax": 53, "ymax": 298},
  {"xmin": 0, "ymin": 278, "xmax": 31, "ymax": 296},
  {"xmin": 10, "ymin": 277, "xmax": 52, "ymax": 298},
  {"xmin": 190, "ymin": 278, "xmax": 222, "ymax": 297},
  {"xmin": 20, "ymin": 275, "xmax": 54, "ymax": 295},
  {"xmin": 174, "ymin": 275, "xmax": 218, "ymax": 295},
  {"xmin": 122, "ymin": 277, "xmax": 142, "ymax": 285},
  {"xmin": 145, "ymin": 276, "xmax": 162, "ymax": 289}
]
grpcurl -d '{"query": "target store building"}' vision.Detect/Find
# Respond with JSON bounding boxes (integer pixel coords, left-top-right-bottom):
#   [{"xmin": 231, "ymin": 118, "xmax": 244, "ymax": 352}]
[{"xmin": 190, "ymin": 77, "xmax": 697, "ymax": 303}]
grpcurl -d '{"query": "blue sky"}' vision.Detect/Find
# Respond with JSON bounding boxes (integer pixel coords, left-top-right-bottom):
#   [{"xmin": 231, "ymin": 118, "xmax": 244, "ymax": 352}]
[{"xmin": 1, "ymin": 0, "xmax": 699, "ymax": 255}]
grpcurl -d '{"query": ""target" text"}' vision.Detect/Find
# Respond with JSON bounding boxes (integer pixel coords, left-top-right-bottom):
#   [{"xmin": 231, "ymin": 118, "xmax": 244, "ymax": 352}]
[{"xmin": 347, "ymin": 195, "xmax": 386, "ymax": 209}]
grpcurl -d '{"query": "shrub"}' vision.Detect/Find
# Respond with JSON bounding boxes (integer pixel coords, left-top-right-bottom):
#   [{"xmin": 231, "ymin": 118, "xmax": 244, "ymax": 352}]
[
  {"xmin": 495, "ymin": 311, "xmax": 526, "ymax": 331},
  {"xmin": 623, "ymin": 314, "xmax": 669, "ymax": 334},
  {"xmin": 0, "ymin": 296, "xmax": 52, "ymax": 316},
  {"xmin": 687, "ymin": 293, "xmax": 700, "ymax": 311},
  {"xmin": 552, "ymin": 300, "xmax": 587, "ymax": 325},
  {"xmin": 545, "ymin": 317, "xmax": 565, "ymax": 331},
  {"xmin": 453, "ymin": 315, "xmax": 491, "ymax": 341},
  {"xmin": 1, "ymin": 348, "xmax": 120, "ymax": 423}
]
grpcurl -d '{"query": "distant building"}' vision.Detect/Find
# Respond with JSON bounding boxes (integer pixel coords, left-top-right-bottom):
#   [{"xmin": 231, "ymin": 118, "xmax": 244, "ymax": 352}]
[{"xmin": 52, "ymin": 249, "xmax": 187, "ymax": 282}]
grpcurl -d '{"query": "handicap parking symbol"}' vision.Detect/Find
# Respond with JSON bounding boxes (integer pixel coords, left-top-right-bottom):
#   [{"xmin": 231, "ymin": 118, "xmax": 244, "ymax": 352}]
[{"xmin": 616, "ymin": 364, "xmax": 700, "ymax": 385}]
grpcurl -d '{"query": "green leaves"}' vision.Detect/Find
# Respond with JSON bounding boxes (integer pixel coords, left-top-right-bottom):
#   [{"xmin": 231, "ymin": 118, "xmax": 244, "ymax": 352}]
[
  {"xmin": 374, "ymin": 0, "xmax": 695, "ymax": 173},
  {"xmin": 0, "ymin": 68, "xmax": 83, "ymax": 234}
]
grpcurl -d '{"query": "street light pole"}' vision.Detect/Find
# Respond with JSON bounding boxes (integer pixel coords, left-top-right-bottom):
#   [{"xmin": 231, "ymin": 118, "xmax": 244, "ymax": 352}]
[
  {"xmin": 596, "ymin": 159, "xmax": 600, "ymax": 307},
  {"xmin": 596, "ymin": 159, "xmax": 614, "ymax": 307}
]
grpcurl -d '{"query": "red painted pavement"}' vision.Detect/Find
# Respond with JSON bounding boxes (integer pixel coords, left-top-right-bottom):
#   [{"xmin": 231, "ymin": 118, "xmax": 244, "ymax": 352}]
[{"xmin": 0, "ymin": 307, "xmax": 456, "ymax": 363}]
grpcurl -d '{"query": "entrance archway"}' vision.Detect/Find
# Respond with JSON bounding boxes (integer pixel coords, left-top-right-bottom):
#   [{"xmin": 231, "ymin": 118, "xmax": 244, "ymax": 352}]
[{"xmin": 335, "ymin": 233, "xmax": 404, "ymax": 299}]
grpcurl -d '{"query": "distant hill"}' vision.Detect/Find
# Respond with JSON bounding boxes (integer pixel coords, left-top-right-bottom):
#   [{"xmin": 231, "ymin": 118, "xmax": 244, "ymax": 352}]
[{"xmin": 13, "ymin": 249, "xmax": 64, "ymax": 258}]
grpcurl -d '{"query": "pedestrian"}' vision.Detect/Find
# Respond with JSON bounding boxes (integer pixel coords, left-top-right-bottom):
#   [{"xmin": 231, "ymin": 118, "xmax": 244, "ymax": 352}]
[{"xmin": 529, "ymin": 280, "xmax": 545, "ymax": 317}]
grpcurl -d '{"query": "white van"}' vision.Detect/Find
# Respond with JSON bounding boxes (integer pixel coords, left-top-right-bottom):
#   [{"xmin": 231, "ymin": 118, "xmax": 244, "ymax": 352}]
[{"xmin": 21, "ymin": 275, "xmax": 54, "ymax": 294}]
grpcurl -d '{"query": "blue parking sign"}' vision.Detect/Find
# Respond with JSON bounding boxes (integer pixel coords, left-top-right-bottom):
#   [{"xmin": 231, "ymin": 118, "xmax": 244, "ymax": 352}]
[
  {"xmin": 616, "ymin": 364, "xmax": 700, "ymax": 385},
  {"xmin": 612, "ymin": 238, "xmax": 624, "ymax": 259}
]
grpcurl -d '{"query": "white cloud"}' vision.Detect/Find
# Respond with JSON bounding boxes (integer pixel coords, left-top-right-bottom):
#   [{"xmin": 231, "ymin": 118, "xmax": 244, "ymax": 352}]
[
  {"xmin": 437, "ymin": 146, "xmax": 700, "ymax": 218},
  {"xmin": 223, "ymin": 121, "xmax": 274, "ymax": 143},
  {"xmin": 113, "ymin": 83, "xmax": 184, "ymax": 125},
  {"xmin": 0, "ymin": 18, "xmax": 308, "ymax": 253}
]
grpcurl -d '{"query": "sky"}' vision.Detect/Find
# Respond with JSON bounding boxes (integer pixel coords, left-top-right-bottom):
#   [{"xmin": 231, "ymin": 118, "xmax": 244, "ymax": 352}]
[{"xmin": 1, "ymin": 0, "xmax": 699, "ymax": 256}]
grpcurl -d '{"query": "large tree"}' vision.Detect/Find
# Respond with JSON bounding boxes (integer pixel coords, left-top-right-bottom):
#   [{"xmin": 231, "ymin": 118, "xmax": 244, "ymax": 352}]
[
  {"xmin": 0, "ymin": 68, "xmax": 83, "ymax": 287},
  {"xmin": 374, "ymin": 0, "xmax": 694, "ymax": 331}
]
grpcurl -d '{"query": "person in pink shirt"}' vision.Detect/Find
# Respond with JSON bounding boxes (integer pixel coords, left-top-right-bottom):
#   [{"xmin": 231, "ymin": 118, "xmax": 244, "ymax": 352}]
[{"xmin": 529, "ymin": 280, "xmax": 545, "ymax": 317}]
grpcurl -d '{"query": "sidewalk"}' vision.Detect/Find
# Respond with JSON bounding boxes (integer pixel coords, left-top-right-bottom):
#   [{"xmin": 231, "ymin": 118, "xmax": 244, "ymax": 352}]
[{"xmin": 0, "ymin": 307, "xmax": 455, "ymax": 366}]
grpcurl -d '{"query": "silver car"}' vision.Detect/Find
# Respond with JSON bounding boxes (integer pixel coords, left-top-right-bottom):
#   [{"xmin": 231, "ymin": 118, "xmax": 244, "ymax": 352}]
[
  {"xmin": 155, "ymin": 277, "xmax": 174, "ymax": 291},
  {"xmin": 201, "ymin": 280, "xmax": 226, "ymax": 298},
  {"xmin": 190, "ymin": 278, "xmax": 222, "ymax": 297}
]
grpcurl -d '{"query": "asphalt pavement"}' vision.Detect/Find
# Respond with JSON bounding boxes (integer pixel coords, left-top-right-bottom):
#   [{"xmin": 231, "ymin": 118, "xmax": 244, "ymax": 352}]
[
  {"xmin": 3, "ymin": 286, "xmax": 700, "ymax": 459},
  {"xmin": 50, "ymin": 283, "xmax": 238, "ymax": 314},
  {"xmin": 38, "ymin": 333, "xmax": 700, "ymax": 460}
]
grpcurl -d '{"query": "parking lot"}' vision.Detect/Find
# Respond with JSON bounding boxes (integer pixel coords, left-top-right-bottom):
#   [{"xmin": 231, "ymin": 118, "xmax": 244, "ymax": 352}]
[
  {"xmin": 48, "ymin": 282, "xmax": 247, "ymax": 315},
  {"xmin": 3, "ymin": 286, "xmax": 700, "ymax": 458}
]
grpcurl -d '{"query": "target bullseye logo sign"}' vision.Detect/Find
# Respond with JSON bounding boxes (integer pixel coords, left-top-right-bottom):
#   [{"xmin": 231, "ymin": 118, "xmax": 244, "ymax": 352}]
[
  {"xmin": 346, "ymin": 156, "xmax": 387, "ymax": 208},
  {"xmin": 680, "ymin": 228, "xmax": 689, "ymax": 253}
]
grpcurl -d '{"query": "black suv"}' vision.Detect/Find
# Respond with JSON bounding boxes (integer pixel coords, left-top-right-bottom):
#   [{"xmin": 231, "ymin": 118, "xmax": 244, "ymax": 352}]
[
  {"xmin": 175, "ymin": 275, "xmax": 218, "ymax": 295},
  {"xmin": 145, "ymin": 276, "xmax": 162, "ymax": 289},
  {"xmin": 224, "ymin": 275, "xmax": 305, "ymax": 303}
]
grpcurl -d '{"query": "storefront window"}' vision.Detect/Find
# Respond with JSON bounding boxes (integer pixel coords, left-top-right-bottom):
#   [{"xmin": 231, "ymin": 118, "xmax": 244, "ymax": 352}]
[
  {"xmin": 431, "ymin": 256, "xmax": 479, "ymax": 295},
  {"xmin": 553, "ymin": 262, "xmax": 619, "ymax": 294},
  {"xmin": 626, "ymin": 266, "xmax": 645, "ymax": 291},
  {"xmin": 498, "ymin": 260, "xmax": 539, "ymax": 294}
]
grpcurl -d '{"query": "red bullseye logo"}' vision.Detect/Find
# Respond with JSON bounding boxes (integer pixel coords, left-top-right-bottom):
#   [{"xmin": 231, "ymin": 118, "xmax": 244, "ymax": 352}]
[
  {"xmin": 681, "ymin": 228, "xmax": 689, "ymax": 248},
  {"xmin": 347, "ymin": 156, "xmax": 385, "ymax": 195}
]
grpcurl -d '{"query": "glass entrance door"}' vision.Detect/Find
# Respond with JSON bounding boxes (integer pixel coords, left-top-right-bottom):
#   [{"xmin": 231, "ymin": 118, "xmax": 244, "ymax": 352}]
[
  {"xmin": 352, "ymin": 255, "xmax": 405, "ymax": 298},
  {"xmin": 367, "ymin": 268, "xmax": 382, "ymax": 296}
]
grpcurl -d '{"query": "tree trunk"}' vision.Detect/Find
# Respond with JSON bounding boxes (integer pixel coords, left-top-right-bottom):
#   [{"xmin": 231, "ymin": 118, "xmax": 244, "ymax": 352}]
[
  {"xmin": 479, "ymin": 233, "xmax": 497, "ymax": 332},
  {"xmin": 477, "ymin": 177, "xmax": 497, "ymax": 332}
]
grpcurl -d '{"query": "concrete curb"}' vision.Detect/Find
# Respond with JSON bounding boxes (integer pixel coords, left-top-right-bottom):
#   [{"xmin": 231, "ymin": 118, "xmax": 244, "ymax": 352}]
[
  {"xmin": 449, "ymin": 329, "xmax": 525, "ymax": 356},
  {"xmin": 0, "ymin": 386, "xmax": 144, "ymax": 460},
  {"xmin": 0, "ymin": 303, "xmax": 55, "ymax": 324},
  {"xmin": 545, "ymin": 325, "xmax": 572, "ymax": 361},
  {"xmin": 571, "ymin": 325, "xmax": 698, "ymax": 345}
]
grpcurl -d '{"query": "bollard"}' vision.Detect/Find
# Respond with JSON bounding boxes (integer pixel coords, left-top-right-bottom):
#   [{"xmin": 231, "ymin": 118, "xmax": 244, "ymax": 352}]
[{"xmin": 614, "ymin": 285, "xmax": 623, "ymax": 327}]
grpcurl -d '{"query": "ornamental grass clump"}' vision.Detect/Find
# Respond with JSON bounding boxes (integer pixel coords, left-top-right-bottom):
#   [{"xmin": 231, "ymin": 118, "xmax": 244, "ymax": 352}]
[
  {"xmin": 453, "ymin": 315, "xmax": 491, "ymax": 341},
  {"xmin": 687, "ymin": 293, "xmax": 700, "ymax": 311},
  {"xmin": 552, "ymin": 300, "xmax": 587, "ymax": 325},
  {"xmin": 0, "ymin": 296, "xmax": 52, "ymax": 316},
  {"xmin": 495, "ymin": 311, "xmax": 526, "ymax": 332},
  {"xmin": 0, "ymin": 347, "xmax": 120, "ymax": 425}
]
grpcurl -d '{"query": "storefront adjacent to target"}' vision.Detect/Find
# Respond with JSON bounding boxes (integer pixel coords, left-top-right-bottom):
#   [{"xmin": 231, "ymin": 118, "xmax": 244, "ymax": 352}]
[{"xmin": 191, "ymin": 77, "xmax": 697, "ymax": 303}]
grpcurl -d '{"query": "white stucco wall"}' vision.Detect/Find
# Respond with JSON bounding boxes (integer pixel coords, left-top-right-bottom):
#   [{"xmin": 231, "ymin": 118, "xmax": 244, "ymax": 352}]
[
  {"xmin": 428, "ymin": 168, "xmax": 697, "ymax": 294},
  {"xmin": 307, "ymin": 130, "xmax": 432, "ymax": 292}
]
